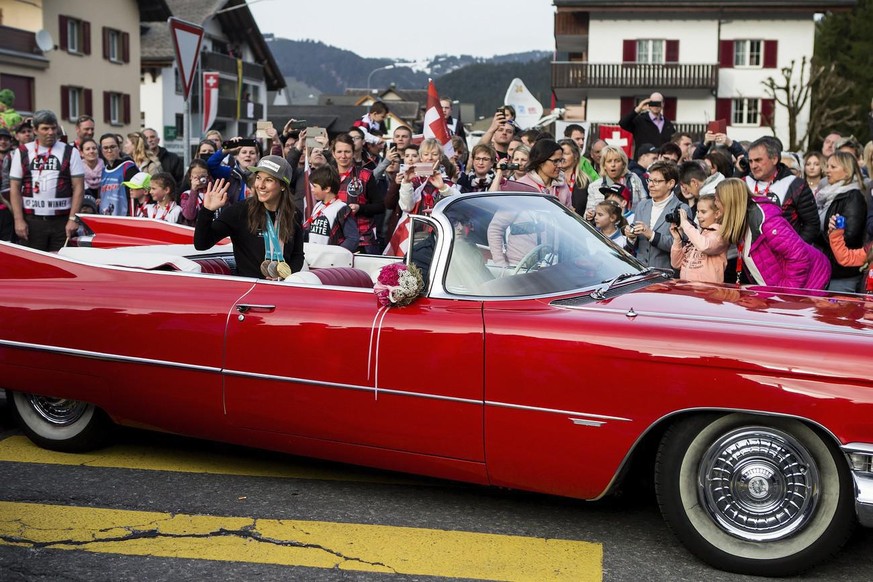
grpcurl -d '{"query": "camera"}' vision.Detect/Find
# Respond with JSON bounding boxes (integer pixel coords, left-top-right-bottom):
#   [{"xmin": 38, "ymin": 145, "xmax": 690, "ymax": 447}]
[
  {"xmin": 664, "ymin": 208, "xmax": 683, "ymax": 225},
  {"xmin": 737, "ymin": 156, "xmax": 751, "ymax": 175},
  {"xmin": 648, "ymin": 101, "xmax": 662, "ymax": 107},
  {"xmin": 197, "ymin": 176, "xmax": 208, "ymax": 186},
  {"xmin": 498, "ymin": 162, "xmax": 520, "ymax": 171}
]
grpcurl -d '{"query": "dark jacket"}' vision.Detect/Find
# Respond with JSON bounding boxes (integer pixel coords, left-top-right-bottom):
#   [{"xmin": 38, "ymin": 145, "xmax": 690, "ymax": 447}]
[
  {"xmin": 746, "ymin": 164, "xmax": 820, "ymax": 245},
  {"xmin": 156, "ymin": 146, "xmax": 184, "ymax": 185},
  {"xmin": 821, "ymin": 187, "xmax": 867, "ymax": 279},
  {"xmin": 619, "ymin": 110, "xmax": 676, "ymax": 148}
]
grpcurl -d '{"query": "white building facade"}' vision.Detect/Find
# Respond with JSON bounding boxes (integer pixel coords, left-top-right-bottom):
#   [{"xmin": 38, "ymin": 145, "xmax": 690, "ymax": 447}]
[{"xmin": 552, "ymin": 0, "xmax": 855, "ymax": 148}]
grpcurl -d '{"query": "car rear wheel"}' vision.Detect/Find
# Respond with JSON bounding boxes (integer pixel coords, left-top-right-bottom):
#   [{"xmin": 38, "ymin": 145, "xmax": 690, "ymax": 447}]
[
  {"xmin": 655, "ymin": 413, "xmax": 854, "ymax": 576},
  {"xmin": 10, "ymin": 391, "xmax": 111, "ymax": 452}
]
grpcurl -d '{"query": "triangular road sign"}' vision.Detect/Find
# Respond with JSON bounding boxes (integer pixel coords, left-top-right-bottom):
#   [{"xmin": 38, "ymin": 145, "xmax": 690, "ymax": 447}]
[{"xmin": 168, "ymin": 17, "xmax": 204, "ymax": 102}]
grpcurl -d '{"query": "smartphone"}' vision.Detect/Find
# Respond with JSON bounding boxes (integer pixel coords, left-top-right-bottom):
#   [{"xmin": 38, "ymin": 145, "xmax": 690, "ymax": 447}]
[
  {"xmin": 287, "ymin": 120, "xmax": 307, "ymax": 130},
  {"xmin": 255, "ymin": 120, "xmax": 273, "ymax": 139},
  {"xmin": 222, "ymin": 138, "xmax": 258, "ymax": 150},
  {"xmin": 305, "ymin": 127, "xmax": 326, "ymax": 149},
  {"xmin": 414, "ymin": 162, "xmax": 434, "ymax": 177},
  {"xmin": 707, "ymin": 119, "xmax": 727, "ymax": 134}
]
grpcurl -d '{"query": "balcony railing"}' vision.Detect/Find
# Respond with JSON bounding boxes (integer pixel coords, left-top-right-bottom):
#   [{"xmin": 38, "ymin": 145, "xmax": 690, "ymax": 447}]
[
  {"xmin": 201, "ymin": 51, "xmax": 265, "ymax": 81},
  {"xmin": 0, "ymin": 25, "xmax": 49, "ymax": 69},
  {"xmin": 552, "ymin": 62, "xmax": 718, "ymax": 90},
  {"xmin": 589, "ymin": 122, "xmax": 709, "ymax": 142}
]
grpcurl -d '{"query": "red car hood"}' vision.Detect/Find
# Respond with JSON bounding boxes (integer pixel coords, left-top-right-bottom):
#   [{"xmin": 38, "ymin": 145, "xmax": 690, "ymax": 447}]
[{"xmin": 550, "ymin": 278, "xmax": 873, "ymax": 336}]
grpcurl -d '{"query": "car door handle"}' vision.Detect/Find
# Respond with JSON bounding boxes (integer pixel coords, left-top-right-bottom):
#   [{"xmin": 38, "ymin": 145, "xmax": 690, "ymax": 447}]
[{"xmin": 236, "ymin": 304, "xmax": 276, "ymax": 314}]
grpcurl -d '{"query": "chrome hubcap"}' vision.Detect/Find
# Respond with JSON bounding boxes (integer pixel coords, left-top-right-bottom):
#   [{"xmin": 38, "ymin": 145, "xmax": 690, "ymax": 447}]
[
  {"xmin": 698, "ymin": 427, "xmax": 819, "ymax": 541},
  {"xmin": 26, "ymin": 394, "xmax": 88, "ymax": 426}
]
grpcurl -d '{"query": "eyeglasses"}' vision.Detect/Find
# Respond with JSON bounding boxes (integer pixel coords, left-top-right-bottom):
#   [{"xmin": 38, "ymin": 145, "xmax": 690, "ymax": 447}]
[
  {"xmin": 546, "ymin": 157, "xmax": 564, "ymax": 165},
  {"xmin": 473, "ymin": 157, "xmax": 493, "ymax": 163},
  {"xmin": 646, "ymin": 177, "xmax": 667, "ymax": 185}
]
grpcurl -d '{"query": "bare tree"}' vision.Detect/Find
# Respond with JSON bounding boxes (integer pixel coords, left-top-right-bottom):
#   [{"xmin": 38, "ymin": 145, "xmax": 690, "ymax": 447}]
[{"xmin": 762, "ymin": 56, "xmax": 857, "ymax": 151}]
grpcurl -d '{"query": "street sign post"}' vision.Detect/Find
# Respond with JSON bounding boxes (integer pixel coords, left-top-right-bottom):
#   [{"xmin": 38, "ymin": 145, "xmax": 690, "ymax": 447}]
[{"xmin": 168, "ymin": 17, "xmax": 204, "ymax": 168}]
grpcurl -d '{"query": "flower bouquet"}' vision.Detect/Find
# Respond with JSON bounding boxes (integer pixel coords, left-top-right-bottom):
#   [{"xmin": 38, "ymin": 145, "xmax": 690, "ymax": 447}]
[{"xmin": 374, "ymin": 263, "xmax": 424, "ymax": 307}]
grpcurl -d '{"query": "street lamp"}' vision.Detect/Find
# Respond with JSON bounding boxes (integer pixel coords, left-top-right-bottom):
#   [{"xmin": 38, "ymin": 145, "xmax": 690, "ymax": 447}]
[{"xmin": 367, "ymin": 64, "xmax": 397, "ymax": 94}]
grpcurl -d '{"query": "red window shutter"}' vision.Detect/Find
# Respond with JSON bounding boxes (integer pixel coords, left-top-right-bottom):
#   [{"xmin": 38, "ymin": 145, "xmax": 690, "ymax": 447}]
[
  {"xmin": 719, "ymin": 40, "xmax": 734, "ymax": 68},
  {"xmin": 122, "ymin": 32, "xmax": 130, "ymax": 63},
  {"xmin": 665, "ymin": 40, "xmax": 679, "ymax": 63},
  {"xmin": 664, "ymin": 97, "xmax": 677, "ymax": 122},
  {"xmin": 102, "ymin": 27, "xmax": 110, "ymax": 60},
  {"xmin": 103, "ymin": 91, "xmax": 111, "ymax": 123},
  {"xmin": 59, "ymin": 15, "xmax": 68, "ymax": 49},
  {"xmin": 82, "ymin": 21, "xmax": 91, "ymax": 55},
  {"xmin": 621, "ymin": 96, "xmax": 634, "ymax": 115},
  {"xmin": 123, "ymin": 94, "xmax": 131, "ymax": 125},
  {"xmin": 763, "ymin": 40, "xmax": 778, "ymax": 68},
  {"xmin": 84, "ymin": 89, "xmax": 93, "ymax": 116},
  {"xmin": 622, "ymin": 40, "xmax": 636, "ymax": 63},
  {"xmin": 760, "ymin": 98, "xmax": 775, "ymax": 127},
  {"xmin": 716, "ymin": 98, "xmax": 732, "ymax": 123},
  {"xmin": 60, "ymin": 86, "xmax": 70, "ymax": 120}
]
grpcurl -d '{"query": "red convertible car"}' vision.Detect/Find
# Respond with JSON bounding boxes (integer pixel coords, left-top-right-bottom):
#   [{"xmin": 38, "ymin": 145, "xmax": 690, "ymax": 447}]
[{"xmin": 2, "ymin": 192, "xmax": 873, "ymax": 576}]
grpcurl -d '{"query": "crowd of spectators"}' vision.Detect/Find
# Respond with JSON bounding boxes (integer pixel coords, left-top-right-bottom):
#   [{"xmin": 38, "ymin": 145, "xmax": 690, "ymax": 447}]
[{"xmin": 2, "ymin": 91, "xmax": 872, "ymax": 293}]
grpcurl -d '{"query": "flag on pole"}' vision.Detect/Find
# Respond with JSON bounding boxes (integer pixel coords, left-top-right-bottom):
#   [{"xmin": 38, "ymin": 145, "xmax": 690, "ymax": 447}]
[
  {"xmin": 422, "ymin": 79, "xmax": 454, "ymax": 157},
  {"xmin": 202, "ymin": 72, "xmax": 219, "ymax": 134}
]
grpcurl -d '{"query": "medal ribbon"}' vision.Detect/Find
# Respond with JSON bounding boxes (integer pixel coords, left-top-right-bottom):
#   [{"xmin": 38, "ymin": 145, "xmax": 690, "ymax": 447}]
[{"xmin": 264, "ymin": 212, "xmax": 284, "ymax": 261}]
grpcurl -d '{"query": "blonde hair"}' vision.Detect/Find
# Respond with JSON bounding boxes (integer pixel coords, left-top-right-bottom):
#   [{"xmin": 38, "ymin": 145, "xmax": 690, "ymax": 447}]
[
  {"xmin": 863, "ymin": 141, "xmax": 873, "ymax": 174},
  {"xmin": 419, "ymin": 138, "xmax": 444, "ymax": 158},
  {"xmin": 598, "ymin": 145, "xmax": 628, "ymax": 178},
  {"xmin": 126, "ymin": 131, "xmax": 159, "ymax": 170},
  {"xmin": 827, "ymin": 151, "xmax": 865, "ymax": 190},
  {"xmin": 715, "ymin": 178, "xmax": 751, "ymax": 245}
]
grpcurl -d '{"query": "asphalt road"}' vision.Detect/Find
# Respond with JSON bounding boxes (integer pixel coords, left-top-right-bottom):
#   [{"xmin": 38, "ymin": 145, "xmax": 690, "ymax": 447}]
[{"xmin": 1, "ymin": 389, "xmax": 872, "ymax": 582}]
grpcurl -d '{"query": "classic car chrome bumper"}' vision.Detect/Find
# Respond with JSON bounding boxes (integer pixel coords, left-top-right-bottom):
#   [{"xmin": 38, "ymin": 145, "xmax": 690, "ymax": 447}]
[{"xmin": 844, "ymin": 443, "xmax": 873, "ymax": 527}]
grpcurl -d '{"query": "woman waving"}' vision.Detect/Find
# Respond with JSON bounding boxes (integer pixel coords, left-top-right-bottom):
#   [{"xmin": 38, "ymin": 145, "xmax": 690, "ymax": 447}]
[{"xmin": 194, "ymin": 156, "xmax": 304, "ymax": 279}]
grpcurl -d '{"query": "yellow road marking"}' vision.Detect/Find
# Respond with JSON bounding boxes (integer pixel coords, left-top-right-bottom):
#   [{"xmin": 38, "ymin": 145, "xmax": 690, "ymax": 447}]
[
  {"xmin": 0, "ymin": 435, "xmax": 417, "ymax": 484},
  {"xmin": 0, "ymin": 502, "xmax": 602, "ymax": 581}
]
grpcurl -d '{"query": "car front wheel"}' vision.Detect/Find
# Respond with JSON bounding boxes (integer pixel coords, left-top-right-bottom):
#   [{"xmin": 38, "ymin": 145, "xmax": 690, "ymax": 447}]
[
  {"xmin": 10, "ymin": 391, "xmax": 111, "ymax": 452},
  {"xmin": 656, "ymin": 413, "xmax": 854, "ymax": 577}
]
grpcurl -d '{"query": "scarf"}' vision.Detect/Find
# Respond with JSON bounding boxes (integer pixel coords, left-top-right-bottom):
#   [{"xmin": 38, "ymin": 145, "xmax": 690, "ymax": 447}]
[
  {"xmin": 83, "ymin": 158, "xmax": 105, "ymax": 190},
  {"xmin": 815, "ymin": 181, "xmax": 857, "ymax": 224}
]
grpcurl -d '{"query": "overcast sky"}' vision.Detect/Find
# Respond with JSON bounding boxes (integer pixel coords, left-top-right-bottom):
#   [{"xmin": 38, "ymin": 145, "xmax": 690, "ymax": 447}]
[{"xmin": 247, "ymin": 0, "xmax": 556, "ymax": 61}]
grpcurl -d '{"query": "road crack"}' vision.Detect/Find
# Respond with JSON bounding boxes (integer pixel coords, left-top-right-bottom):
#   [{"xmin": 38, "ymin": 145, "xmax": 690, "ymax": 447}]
[{"xmin": 0, "ymin": 519, "xmax": 398, "ymax": 574}]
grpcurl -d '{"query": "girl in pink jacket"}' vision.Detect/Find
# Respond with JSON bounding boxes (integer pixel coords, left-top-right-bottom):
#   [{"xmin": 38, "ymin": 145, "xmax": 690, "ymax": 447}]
[
  {"xmin": 670, "ymin": 194, "xmax": 728, "ymax": 283},
  {"xmin": 716, "ymin": 178, "xmax": 830, "ymax": 289}
]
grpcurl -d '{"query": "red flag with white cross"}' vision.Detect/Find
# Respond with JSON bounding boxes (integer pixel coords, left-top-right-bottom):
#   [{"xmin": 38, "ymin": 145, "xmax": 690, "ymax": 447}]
[{"xmin": 598, "ymin": 125, "xmax": 633, "ymax": 159}]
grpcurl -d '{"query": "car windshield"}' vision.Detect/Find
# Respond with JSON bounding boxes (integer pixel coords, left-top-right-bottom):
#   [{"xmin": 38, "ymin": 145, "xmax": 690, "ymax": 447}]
[{"xmin": 440, "ymin": 194, "xmax": 643, "ymax": 297}]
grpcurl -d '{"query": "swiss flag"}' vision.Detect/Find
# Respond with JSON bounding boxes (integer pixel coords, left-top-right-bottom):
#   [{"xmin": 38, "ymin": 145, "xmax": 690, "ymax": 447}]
[
  {"xmin": 422, "ymin": 79, "xmax": 454, "ymax": 157},
  {"xmin": 202, "ymin": 71, "xmax": 219, "ymax": 133},
  {"xmin": 598, "ymin": 125, "xmax": 633, "ymax": 159}
]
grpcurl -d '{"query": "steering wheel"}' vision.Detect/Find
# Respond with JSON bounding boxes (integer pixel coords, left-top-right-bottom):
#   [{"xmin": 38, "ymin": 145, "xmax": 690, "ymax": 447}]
[{"xmin": 512, "ymin": 244, "xmax": 555, "ymax": 275}]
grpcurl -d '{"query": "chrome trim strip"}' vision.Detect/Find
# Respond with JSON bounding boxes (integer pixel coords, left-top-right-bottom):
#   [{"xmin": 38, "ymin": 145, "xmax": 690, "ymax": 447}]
[
  {"xmin": 844, "ymin": 442, "xmax": 873, "ymax": 455},
  {"xmin": 570, "ymin": 418, "xmax": 605, "ymax": 427},
  {"xmin": 850, "ymin": 471, "xmax": 873, "ymax": 528},
  {"xmin": 561, "ymin": 305, "xmax": 873, "ymax": 338},
  {"xmin": 486, "ymin": 400, "xmax": 631, "ymax": 422},
  {"xmin": 0, "ymin": 339, "xmax": 221, "ymax": 374},
  {"xmin": 2, "ymin": 339, "xmax": 630, "ymax": 424},
  {"xmin": 222, "ymin": 368, "xmax": 485, "ymax": 406}
]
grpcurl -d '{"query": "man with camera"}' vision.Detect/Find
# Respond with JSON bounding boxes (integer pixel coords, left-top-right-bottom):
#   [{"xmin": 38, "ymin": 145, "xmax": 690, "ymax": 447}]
[{"xmin": 619, "ymin": 91, "xmax": 676, "ymax": 148}]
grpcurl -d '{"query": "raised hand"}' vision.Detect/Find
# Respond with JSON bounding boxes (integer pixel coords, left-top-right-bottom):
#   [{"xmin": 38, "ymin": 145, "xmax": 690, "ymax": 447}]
[{"xmin": 203, "ymin": 178, "xmax": 230, "ymax": 211}]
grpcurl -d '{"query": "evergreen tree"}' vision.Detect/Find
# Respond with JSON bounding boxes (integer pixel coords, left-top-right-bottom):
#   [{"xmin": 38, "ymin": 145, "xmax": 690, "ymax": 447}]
[{"xmin": 813, "ymin": 0, "xmax": 873, "ymax": 145}]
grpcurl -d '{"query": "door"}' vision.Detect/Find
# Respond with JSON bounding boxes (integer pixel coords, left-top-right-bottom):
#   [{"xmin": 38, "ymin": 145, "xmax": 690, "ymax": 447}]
[{"xmin": 223, "ymin": 282, "xmax": 485, "ymax": 461}]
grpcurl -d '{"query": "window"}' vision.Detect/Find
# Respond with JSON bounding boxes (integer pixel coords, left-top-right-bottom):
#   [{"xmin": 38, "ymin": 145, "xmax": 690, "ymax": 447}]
[
  {"xmin": 67, "ymin": 18, "xmax": 80, "ymax": 52},
  {"xmin": 733, "ymin": 40, "xmax": 762, "ymax": 68},
  {"xmin": 102, "ymin": 28, "xmax": 129, "ymax": 64},
  {"xmin": 109, "ymin": 93, "xmax": 122, "ymax": 124},
  {"xmin": 103, "ymin": 91, "xmax": 130, "ymax": 126},
  {"xmin": 636, "ymin": 40, "xmax": 665, "ymax": 64},
  {"xmin": 732, "ymin": 98, "xmax": 760, "ymax": 126},
  {"xmin": 58, "ymin": 16, "xmax": 90, "ymax": 55},
  {"xmin": 108, "ymin": 29, "xmax": 120, "ymax": 62},
  {"xmin": 68, "ymin": 87, "xmax": 81, "ymax": 120}
]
